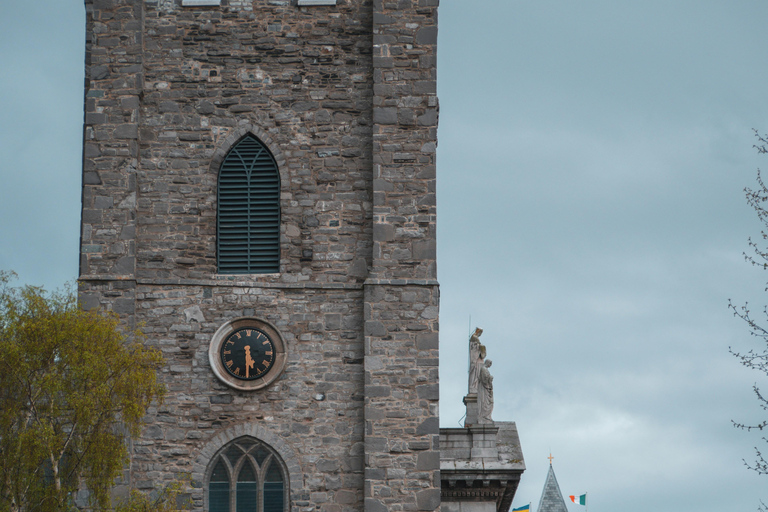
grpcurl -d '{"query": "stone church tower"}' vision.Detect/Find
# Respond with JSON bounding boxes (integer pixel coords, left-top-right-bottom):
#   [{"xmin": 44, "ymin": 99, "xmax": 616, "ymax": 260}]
[{"xmin": 78, "ymin": 0, "xmax": 439, "ymax": 511}]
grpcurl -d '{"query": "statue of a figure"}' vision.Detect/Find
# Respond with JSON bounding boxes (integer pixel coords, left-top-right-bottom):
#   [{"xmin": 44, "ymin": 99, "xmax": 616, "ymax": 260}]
[
  {"xmin": 468, "ymin": 327, "xmax": 486, "ymax": 394},
  {"xmin": 478, "ymin": 359, "xmax": 494, "ymax": 424}
]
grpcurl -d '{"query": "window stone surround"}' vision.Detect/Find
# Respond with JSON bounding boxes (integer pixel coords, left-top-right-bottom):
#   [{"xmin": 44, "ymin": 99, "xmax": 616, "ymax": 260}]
[{"xmin": 192, "ymin": 424, "xmax": 304, "ymax": 507}]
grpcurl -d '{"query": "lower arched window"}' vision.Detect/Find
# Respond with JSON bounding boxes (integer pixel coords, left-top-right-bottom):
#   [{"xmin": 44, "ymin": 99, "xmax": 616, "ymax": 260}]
[{"xmin": 207, "ymin": 436, "xmax": 287, "ymax": 512}]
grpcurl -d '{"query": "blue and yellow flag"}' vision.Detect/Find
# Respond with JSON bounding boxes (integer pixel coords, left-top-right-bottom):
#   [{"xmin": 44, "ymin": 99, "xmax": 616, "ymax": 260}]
[{"xmin": 512, "ymin": 505, "xmax": 530, "ymax": 512}]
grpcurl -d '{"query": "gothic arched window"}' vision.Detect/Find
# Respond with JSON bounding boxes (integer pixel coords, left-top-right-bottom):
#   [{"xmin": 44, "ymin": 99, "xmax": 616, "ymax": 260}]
[
  {"xmin": 206, "ymin": 436, "xmax": 288, "ymax": 512},
  {"xmin": 217, "ymin": 135, "xmax": 280, "ymax": 274}
]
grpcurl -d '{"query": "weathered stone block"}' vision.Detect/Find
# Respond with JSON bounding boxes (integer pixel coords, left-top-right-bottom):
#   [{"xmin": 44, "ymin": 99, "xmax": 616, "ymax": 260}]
[
  {"xmin": 365, "ymin": 386, "xmax": 391, "ymax": 398},
  {"xmin": 416, "ymin": 384, "xmax": 439, "ymax": 400},
  {"xmin": 373, "ymin": 107, "xmax": 397, "ymax": 125},
  {"xmin": 365, "ymin": 498, "xmax": 388, "ymax": 512},
  {"xmin": 365, "ymin": 321, "xmax": 387, "ymax": 337},
  {"xmin": 415, "ymin": 26, "xmax": 438, "ymax": 46},
  {"xmin": 373, "ymin": 224, "xmax": 394, "ymax": 242},
  {"xmin": 112, "ymin": 256, "xmax": 135, "ymax": 275},
  {"xmin": 89, "ymin": 65, "xmax": 110, "ymax": 80},
  {"xmin": 416, "ymin": 451, "xmax": 439, "ymax": 470},
  {"xmin": 416, "ymin": 489, "xmax": 440, "ymax": 511},
  {"xmin": 365, "ymin": 437, "xmax": 388, "ymax": 452},
  {"xmin": 416, "ymin": 417, "xmax": 439, "ymax": 435},
  {"xmin": 114, "ymin": 124, "xmax": 138, "ymax": 139}
]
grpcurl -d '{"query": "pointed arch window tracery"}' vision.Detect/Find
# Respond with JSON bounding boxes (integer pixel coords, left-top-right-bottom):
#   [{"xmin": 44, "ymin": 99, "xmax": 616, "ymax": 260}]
[{"xmin": 206, "ymin": 437, "xmax": 287, "ymax": 512}]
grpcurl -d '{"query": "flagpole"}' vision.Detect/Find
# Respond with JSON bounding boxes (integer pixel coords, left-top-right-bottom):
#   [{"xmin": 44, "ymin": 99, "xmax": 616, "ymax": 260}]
[
  {"xmin": 467, "ymin": 315, "xmax": 471, "ymax": 374},
  {"xmin": 585, "ymin": 493, "xmax": 588, "ymax": 512}
]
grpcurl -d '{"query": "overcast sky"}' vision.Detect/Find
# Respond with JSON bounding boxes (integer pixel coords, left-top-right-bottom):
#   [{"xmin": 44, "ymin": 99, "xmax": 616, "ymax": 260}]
[{"xmin": 1, "ymin": 1, "xmax": 768, "ymax": 511}]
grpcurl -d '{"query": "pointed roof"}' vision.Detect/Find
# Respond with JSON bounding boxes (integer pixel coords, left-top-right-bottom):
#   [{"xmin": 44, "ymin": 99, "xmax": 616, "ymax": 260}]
[{"xmin": 535, "ymin": 464, "xmax": 569, "ymax": 512}]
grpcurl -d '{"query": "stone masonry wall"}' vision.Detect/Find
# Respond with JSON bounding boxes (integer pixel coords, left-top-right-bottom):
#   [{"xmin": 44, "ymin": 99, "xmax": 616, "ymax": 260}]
[
  {"xmin": 363, "ymin": 1, "xmax": 440, "ymax": 512},
  {"xmin": 81, "ymin": 0, "xmax": 142, "ymax": 281},
  {"xmin": 364, "ymin": 284, "xmax": 439, "ymax": 512},
  {"xmin": 132, "ymin": 282, "xmax": 366, "ymax": 510},
  {"xmin": 370, "ymin": 0, "xmax": 438, "ymax": 281},
  {"xmin": 136, "ymin": 0, "xmax": 375, "ymax": 282}
]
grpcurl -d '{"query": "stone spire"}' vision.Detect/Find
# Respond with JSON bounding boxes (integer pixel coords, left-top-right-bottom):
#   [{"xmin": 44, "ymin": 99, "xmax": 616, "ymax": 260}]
[{"xmin": 535, "ymin": 463, "xmax": 569, "ymax": 512}]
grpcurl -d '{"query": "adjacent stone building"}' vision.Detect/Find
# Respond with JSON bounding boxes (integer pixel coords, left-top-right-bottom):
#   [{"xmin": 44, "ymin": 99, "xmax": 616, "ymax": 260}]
[
  {"xmin": 78, "ymin": 0, "xmax": 439, "ymax": 511},
  {"xmin": 440, "ymin": 424, "xmax": 525, "ymax": 512},
  {"xmin": 439, "ymin": 330, "xmax": 525, "ymax": 512}
]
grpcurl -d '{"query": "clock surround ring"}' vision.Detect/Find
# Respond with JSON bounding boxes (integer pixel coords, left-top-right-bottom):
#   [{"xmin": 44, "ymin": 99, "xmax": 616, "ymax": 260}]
[{"xmin": 209, "ymin": 317, "xmax": 287, "ymax": 391}]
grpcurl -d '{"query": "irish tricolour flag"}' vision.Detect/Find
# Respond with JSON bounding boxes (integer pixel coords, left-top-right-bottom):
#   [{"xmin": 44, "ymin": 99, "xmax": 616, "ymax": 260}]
[{"xmin": 569, "ymin": 494, "xmax": 586, "ymax": 506}]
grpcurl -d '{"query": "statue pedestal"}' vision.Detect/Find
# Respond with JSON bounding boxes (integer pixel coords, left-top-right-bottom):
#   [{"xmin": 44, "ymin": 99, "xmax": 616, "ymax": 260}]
[
  {"xmin": 463, "ymin": 394, "xmax": 478, "ymax": 426},
  {"xmin": 440, "ymin": 422, "xmax": 525, "ymax": 512}
]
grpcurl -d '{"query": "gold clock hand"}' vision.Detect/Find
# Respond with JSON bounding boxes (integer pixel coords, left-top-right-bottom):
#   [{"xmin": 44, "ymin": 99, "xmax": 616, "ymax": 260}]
[{"xmin": 244, "ymin": 345, "xmax": 255, "ymax": 379}]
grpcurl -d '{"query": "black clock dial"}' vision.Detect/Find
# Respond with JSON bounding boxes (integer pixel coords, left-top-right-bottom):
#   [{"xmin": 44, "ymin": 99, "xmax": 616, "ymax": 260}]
[{"xmin": 220, "ymin": 328, "xmax": 275, "ymax": 381}]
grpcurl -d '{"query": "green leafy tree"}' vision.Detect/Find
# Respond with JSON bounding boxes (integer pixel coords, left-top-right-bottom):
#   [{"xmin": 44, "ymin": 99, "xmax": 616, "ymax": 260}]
[{"xmin": 0, "ymin": 272, "xmax": 165, "ymax": 512}]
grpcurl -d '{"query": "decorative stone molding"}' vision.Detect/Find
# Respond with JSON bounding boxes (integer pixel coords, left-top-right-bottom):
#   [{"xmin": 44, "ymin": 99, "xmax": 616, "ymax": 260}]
[
  {"xmin": 208, "ymin": 125, "xmax": 288, "ymax": 187},
  {"xmin": 192, "ymin": 425, "xmax": 304, "ymax": 493}
]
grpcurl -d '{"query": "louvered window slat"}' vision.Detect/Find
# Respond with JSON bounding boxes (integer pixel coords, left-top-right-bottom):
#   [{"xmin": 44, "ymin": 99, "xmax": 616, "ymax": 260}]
[{"xmin": 217, "ymin": 135, "xmax": 280, "ymax": 274}]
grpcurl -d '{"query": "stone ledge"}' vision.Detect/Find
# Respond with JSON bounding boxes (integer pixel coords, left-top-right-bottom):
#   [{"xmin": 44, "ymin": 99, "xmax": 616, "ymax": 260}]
[
  {"xmin": 78, "ymin": 274, "xmax": 135, "ymax": 281},
  {"xmin": 181, "ymin": 0, "xmax": 221, "ymax": 6},
  {"xmin": 363, "ymin": 278, "xmax": 440, "ymax": 287},
  {"xmin": 78, "ymin": 275, "xmax": 365, "ymax": 290}
]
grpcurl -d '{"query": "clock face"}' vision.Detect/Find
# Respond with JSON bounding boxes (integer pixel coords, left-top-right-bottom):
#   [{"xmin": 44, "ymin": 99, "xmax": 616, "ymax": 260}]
[{"xmin": 220, "ymin": 328, "xmax": 276, "ymax": 381}]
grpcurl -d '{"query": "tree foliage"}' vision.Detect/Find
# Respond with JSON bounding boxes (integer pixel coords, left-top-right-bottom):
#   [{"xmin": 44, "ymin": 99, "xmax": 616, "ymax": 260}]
[
  {"xmin": 730, "ymin": 131, "xmax": 768, "ymax": 495},
  {"xmin": 113, "ymin": 478, "xmax": 190, "ymax": 512},
  {"xmin": 0, "ymin": 272, "xmax": 165, "ymax": 512}
]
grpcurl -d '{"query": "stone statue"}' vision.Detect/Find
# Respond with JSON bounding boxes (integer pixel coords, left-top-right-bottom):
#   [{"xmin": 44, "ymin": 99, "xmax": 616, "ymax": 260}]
[
  {"xmin": 468, "ymin": 327, "xmax": 486, "ymax": 394},
  {"xmin": 478, "ymin": 359, "xmax": 494, "ymax": 424}
]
